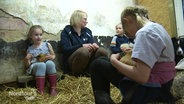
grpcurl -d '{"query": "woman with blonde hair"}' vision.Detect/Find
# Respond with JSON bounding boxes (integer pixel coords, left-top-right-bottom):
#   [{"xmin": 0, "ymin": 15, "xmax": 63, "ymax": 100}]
[
  {"xmin": 61, "ymin": 10, "xmax": 108, "ymax": 75},
  {"xmin": 89, "ymin": 6, "xmax": 176, "ymax": 104}
]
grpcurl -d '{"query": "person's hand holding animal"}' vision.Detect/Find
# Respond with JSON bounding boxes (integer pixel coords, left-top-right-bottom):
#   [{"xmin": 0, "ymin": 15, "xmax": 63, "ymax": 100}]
[
  {"xmin": 25, "ymin": 53, "xmax": 33, "ymax": 60},
  {"xmin": 37, "ymin": 54, "xmax": 46, "ymax": 62},
  {"xmin": 120, "ymin": 44, "xmax": 132, "ymax": 53},
  {"xmin": 120, "ymin": 43, "xmax": 135, "ymax": 66}
]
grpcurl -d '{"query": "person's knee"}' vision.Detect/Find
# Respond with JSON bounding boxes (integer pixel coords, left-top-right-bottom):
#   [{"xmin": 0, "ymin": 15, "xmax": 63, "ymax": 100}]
[
  {"xmin": 95, "ymin": 47, "xmax": 108, "ymax": 58},
  {"xmin": 90, "ymin": 58, "xmax": 102, "ymax": 69},
  {"xmin": 92, "ymin": 56, "xmax": 109, "ymax": 66},
  {"xmin": 69, "ymin": 48, "xmax": 90, "ymax": 73},
  {"xmin": 76, "ymin": 47, "xmax": 90, "ymax": 56},
  {"xmin": 34, "ymin": 62, "xmax": 46, "ymax": 76},
  {"xmin": 46, "ymin": 60, "xmax": 56, "ymax": 74},
  {"xmin": 89, "ymin": 57, "xmax": 107, "ymax": 74},
  {"xmin": 46, "ymin": 60, "xmax": 55, "ymax": 68}
]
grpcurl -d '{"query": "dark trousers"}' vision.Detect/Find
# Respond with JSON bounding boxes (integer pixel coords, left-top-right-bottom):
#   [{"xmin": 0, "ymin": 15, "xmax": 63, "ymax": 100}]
[
  {"xmin": 90, "ymin": 56, "xmax": 124, "ymax": 104},
  {"xmin": 120, "ymin": 80, "xmax": 175, "ymax": 104},
  {"xmin": 68, "ymin": 47, "xmax": 108, "ymax": 75},
  {"xmin": 90, "ymin": 56, "xmax": 175, "ymax": 104}
]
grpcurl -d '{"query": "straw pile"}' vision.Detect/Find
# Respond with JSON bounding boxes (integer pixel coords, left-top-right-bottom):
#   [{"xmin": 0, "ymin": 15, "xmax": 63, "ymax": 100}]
[
  {"xmin": 1, "ymin": 74, "xmax": 183, "ymax": 104},
  {"xmin": 0, "ymin": 75, "xmax": 122, "ymax": 104}
]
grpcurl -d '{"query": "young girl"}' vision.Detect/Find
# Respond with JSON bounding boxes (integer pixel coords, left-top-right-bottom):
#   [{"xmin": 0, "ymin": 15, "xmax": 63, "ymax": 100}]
[
  {"xmin": 25, "ymin": 25, "xmax": 57, "ymax": 96},
  {"xmin": 89, "ymin": 6, "xmax": 175, "ymax": 104},
  {"xmin": 110, "ymin": 23, "xmax": 129, "ymax": 54}
]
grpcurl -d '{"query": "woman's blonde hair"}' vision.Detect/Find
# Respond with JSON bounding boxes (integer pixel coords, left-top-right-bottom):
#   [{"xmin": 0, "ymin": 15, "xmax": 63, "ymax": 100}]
[
  {"xmin": 70, "ymin": 10, "xmax": 87, "ymax": 27},
  {"xmin": 121, "ymin": 6, "xmax": 149, "ymax": 27},
  {"xmin": 27, "ymin": 25, "xmax": 43, "ymax": 45}
]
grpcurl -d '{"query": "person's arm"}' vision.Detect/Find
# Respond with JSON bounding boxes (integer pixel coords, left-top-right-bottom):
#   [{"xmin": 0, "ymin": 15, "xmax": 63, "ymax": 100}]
[
  {"xmin": 112, "ymin": 30, "xmax": 165, "ymax": 84},
  {"xmin": 46, "ymin": 42, "xmax": 56, "ymax": 60},
  {"xmin": 111, "ymin": 46, "xmax": 121, "ymax": 54},
  {"xmin": 85, "ymin": 27, "xmax": 94, "ymax": 44},
  {"xmin": 60, "ymin": 29, "xmax": 82, "ymax": 55},
  {"xmin": 25, "ymin": 53, "xmax": 33, "ymax": 68},
  {"xmin": 110, "ymin": 36, "xmax": 121, "ymax": 53},
  {"xmin": 110, "ymin": 53, "xmax": 151, "ymax": 84},
  {"xmin": 85, "ymin": 27, "xmax": 99, "ymax": 52}
]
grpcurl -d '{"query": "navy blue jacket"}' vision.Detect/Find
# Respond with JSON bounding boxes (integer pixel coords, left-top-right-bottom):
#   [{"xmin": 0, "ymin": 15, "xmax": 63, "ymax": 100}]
[
  {"xmin": 60, "ymin": 25, "xmax": 94, "ymax": 69},
  {"xmin": 110, "ymin": 35, "xmax": 129, "ymax": 54}
]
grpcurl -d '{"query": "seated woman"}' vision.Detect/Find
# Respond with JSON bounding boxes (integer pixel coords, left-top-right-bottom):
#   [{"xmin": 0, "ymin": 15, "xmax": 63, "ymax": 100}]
[{"xmin": 60, "ymin": 10, "xmax": 108, "ymax": 75}]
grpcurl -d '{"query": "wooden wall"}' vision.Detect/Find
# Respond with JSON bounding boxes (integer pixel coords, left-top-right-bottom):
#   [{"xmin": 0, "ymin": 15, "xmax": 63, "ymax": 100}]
[{"xmin": 135, "ymin": 0, "xmax": 177, "ymax": 37}]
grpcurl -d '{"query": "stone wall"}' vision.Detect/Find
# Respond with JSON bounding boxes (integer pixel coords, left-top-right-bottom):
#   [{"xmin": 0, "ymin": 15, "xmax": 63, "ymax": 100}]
[
  {"xmin": 0, "ymin": 0, "xmax": 134, "ymax": 37},
  {"xmin": 0, "ymin": 37, "xmax": 112, "ymax": 84},
  {"xmin": 0, "ymin": 0, "xmax": 134, "ymax": 84},
  {"xmin": 0, "ymin": 7, "xmax": 113, "ymax": 84},
  {"xmin": 0, "ymin": 8, "xmax": 59, "ymax": 84}
]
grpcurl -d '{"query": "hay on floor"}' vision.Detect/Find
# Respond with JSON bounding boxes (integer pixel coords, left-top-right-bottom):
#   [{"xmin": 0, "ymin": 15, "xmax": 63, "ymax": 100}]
[{"xmin": 0, "ymin": 75, "xmax": 122, "ymax": 104}]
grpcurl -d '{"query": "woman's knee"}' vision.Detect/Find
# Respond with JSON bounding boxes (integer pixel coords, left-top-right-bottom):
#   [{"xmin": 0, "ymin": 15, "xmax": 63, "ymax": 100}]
[
  {"xmin": 68, "ymin": 48, "xmax": 90, "ymax": 72},
  {"xmin": 95, "ymin": 47, "xmax": 108, "ymax": 58},
  {"xmin": 76, "ymin": 47, "xmax": 90, "ymax": 56},
  {"xmin": 68, "ymin": 47, "xmax": 90, "ymax": 66}
]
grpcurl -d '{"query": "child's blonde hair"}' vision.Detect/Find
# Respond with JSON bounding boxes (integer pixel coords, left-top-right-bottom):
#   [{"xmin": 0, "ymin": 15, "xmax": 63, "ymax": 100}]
[
  {"xmin": 121, "ymin": 6, "xmax": 149, "ymax": 27},
  {"xmin": 115, "ymin": 23, "xmax": 122, "ymax": 28},
  {"xmin": 27, "ymin": 25, "xmax": 43, "ymax": 45},
  {"xmin": 70, "ymin": 10, "xmax": 87, "ymax": 27}
]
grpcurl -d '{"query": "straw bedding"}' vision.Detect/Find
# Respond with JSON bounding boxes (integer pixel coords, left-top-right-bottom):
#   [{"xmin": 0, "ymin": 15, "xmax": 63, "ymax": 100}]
[
  {"xmin": 0, "ymin": 75, "xmax": 122, "ymax": 104},
  {"xmin": 1, "ymin": 74, "xmax": 183, "ymax": 104}
]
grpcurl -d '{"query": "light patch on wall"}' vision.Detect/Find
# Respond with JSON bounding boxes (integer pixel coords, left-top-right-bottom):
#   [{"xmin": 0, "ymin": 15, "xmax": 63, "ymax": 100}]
[{"xmin": 0, "ymin": 0, "xmax": 134, "ymax": 36}]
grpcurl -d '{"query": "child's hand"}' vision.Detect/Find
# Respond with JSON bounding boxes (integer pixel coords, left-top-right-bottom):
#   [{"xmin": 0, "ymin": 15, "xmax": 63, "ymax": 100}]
[
  {"xmin": 25, "ymin": 54, "xmax": 33, "ymax": 60},
  {"xmin": 45, "ymin": 54, "xmax": 53, "ymax": 60},
  {"xmin": 110, "ymin": 53, "xmax": 121, "ymax": 61},
  {"xmin": 25, "ymin": 54, "xmax": 33, "ymax": 68}
]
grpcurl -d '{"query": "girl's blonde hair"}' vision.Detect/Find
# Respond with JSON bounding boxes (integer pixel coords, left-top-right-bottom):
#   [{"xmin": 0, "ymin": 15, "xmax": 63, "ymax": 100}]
[
  {"xmin": 115, "ymin": 23, "xmax": 122, "ymax": 28},
  {"xmin": 70, "ymin": 10, "xmax": 87, "ymax": 27},
  {"xmin": 121, "ymin": 6, "xmax": 149, "ymax": 27},
  {"xmin": 27, "ymin": 25, "xmax": 43, "ymax": 45}
]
